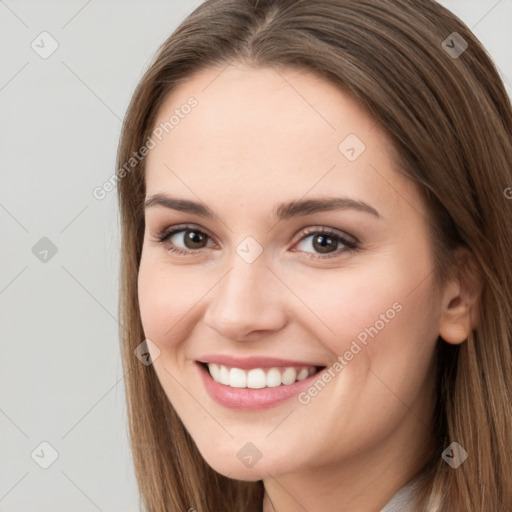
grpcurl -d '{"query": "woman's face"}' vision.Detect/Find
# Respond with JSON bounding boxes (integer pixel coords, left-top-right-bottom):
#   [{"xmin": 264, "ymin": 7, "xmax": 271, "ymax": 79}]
[{"xmin": 138, "ymin": 63, "xmax": 443, "ymax": 480}]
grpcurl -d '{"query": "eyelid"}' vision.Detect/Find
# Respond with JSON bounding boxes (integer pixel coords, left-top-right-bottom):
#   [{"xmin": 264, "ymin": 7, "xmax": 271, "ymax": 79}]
[
  {"xmin": 152, "ymin": 223, "xmax": 359, "ymax": 257},
  {"xmin": 151, "ymin": 223, "xmax": 217, "ymax": 253},
  {"xmin": 153, "ymin": 223, "xmax": 215, "ymax": 242},
  {"xmin": 293, "ymin": 225, "xmax": 358, "ymax": 245}
]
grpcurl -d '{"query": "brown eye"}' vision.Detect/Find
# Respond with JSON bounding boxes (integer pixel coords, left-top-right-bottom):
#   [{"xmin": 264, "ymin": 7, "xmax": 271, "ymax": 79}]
[
  {"xmin": 294, "ymin": 228, "xmax": 357, "ymax": 257},
  {"xmin": 310, "ymin": 233, "xmax": 338, "ymax": 254},
  {"xmin": 181, "ymin": 230, "xmax": 208, "ymax": 249},
  {"xmin": 155, "ymin": 225, "xmax": 215, "ymax": 255}
]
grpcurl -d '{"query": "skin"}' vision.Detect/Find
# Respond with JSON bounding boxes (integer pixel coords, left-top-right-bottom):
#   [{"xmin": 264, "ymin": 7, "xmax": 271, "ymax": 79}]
[{"xmin": 137, "ymin": 62, "xmax": 479, "ymax": 512}]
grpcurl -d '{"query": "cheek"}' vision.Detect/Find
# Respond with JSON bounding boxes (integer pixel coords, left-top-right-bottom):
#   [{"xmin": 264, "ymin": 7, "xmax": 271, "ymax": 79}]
[
  {"xmin": 297, "ymin": 257, "xmax": 439, "ymax": 375},
  {"xmin": 287, "ymin": 264, "xmax": 405, "ymax": 351},
  {"xmin": 137, "ymin": 256, "xmax": 203, "ymax": 347}
]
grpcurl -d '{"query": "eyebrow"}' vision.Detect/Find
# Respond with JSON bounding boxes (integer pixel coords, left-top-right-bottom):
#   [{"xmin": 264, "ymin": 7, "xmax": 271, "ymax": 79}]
[{"xmin": 144, "ymin": 194, "xmax": 381, "ymax": 220}]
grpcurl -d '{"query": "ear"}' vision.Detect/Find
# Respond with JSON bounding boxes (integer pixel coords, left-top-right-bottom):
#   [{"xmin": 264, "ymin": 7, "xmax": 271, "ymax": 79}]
[{"xmin": 439, "ymin": 247, "xmax": 483, "ymax": 345}]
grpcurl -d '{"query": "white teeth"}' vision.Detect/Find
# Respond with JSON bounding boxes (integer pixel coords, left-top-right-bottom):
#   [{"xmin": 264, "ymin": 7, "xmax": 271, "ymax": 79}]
[
  {"xmin": 218, "ymin": 365, "xmax": 230, "ymax": 385},
  {"xmin": 297, "ymin": 368, "xmax": 309, "ymax": 381},
  {"xmin": 206, "ymin": 363, "xmax": 318, "ymax": 388},
  {"xmin": 229, "ymin": 367, "xmax": 247, "ymax": 388},
  {"xmin": 281, "ymin": 367, "xmax": 297, "ymax": 385},
  {"xmin": 266, "ymin": 368, "xmax": 282, "ymax": 388},
  {"xmin": 246, "ymin": 368, "xmax": 266, "ymax": 389},
  {"xmin": 209, "ymin": 363, "xmax": 220, "ymax": 382}
]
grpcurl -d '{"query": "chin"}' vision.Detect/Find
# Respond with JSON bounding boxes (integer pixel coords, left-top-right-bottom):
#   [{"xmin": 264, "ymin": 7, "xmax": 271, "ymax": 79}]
[
  {"xmin": 203, "ymin": 455, "xmax": 268, "ymax": 481},
  {"xmin": 197, "ymin": 442, "xmax": 288, "ymax": 481}
]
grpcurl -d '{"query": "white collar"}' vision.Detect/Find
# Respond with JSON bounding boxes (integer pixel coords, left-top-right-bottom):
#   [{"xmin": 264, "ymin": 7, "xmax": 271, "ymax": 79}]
[{"xmin": 379, "ymin": 471, "xmax": 426, "ymax": 512}]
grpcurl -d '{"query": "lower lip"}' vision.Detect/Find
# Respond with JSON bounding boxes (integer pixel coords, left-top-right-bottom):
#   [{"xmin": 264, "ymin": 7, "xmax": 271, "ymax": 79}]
[{"xmin": 196, "ymin": 362, "xmax": 324, "ymax": 411}]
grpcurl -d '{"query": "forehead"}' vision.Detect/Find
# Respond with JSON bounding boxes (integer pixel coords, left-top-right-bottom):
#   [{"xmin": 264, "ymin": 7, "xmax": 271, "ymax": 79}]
[
  {"xmin": 144, "ymin": 63, "xmax": 419, "ymax": 221},
  {"xmin": 149, "ymin": 62, "xmax": 379, "ymax": 155}
]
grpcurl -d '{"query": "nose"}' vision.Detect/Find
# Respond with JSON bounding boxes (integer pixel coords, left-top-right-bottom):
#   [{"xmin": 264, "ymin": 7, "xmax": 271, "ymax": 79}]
[{"xmin": 203, "ymin": 256, "xmax": 288, "ymax": 340}]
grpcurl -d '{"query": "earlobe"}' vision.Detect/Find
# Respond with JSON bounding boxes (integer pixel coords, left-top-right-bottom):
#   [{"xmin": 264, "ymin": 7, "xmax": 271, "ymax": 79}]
[
  {"xmin": 439, "ymin": 311, "xmax": 474, "ymax": 345},
  {"xmin": 438, "ymin": 248, "xmax": 483, "ymax": 345}
]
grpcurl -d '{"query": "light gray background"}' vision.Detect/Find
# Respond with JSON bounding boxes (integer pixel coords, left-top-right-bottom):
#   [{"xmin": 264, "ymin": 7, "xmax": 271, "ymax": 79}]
[{"xmin": 0, "ymin": 1, "xmax": 510, "ymax": 511}]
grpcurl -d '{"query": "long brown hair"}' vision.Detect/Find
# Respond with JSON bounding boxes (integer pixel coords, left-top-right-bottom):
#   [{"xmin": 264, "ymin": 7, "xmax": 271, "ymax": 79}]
[{"xmin": 116, "ymin": 1, "xmax": 512, "ymax": 510}]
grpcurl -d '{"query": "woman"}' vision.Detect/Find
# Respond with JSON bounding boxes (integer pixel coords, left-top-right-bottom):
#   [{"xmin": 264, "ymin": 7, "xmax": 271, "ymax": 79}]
[{"xmin": 116, "ymin": 1, "xmax": 512, "ymax": 510}]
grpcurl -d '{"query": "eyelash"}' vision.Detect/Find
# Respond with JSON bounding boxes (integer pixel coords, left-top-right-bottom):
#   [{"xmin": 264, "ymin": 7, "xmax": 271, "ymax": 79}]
[{"xmin": 152, "ymin": 223, "xmax": 359, "ymax": 260}]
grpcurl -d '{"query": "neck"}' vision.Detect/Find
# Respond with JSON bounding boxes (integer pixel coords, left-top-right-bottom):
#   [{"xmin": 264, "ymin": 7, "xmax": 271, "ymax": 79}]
[{"xmin": 261, "ymin": 417, "xmax": 434, "ymax": 512}]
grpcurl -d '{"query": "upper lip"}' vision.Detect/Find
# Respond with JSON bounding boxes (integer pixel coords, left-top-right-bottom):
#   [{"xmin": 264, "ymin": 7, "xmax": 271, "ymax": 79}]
[{"xmin": 196, "ymin": 354, "xmax": 326, "ymax": 369}]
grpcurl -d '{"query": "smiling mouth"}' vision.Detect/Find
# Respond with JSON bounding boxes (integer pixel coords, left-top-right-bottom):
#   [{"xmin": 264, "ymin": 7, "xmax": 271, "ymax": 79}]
[{"xmin": 200, "ymin": 362, "xmax": 326, "ymax": 389}]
